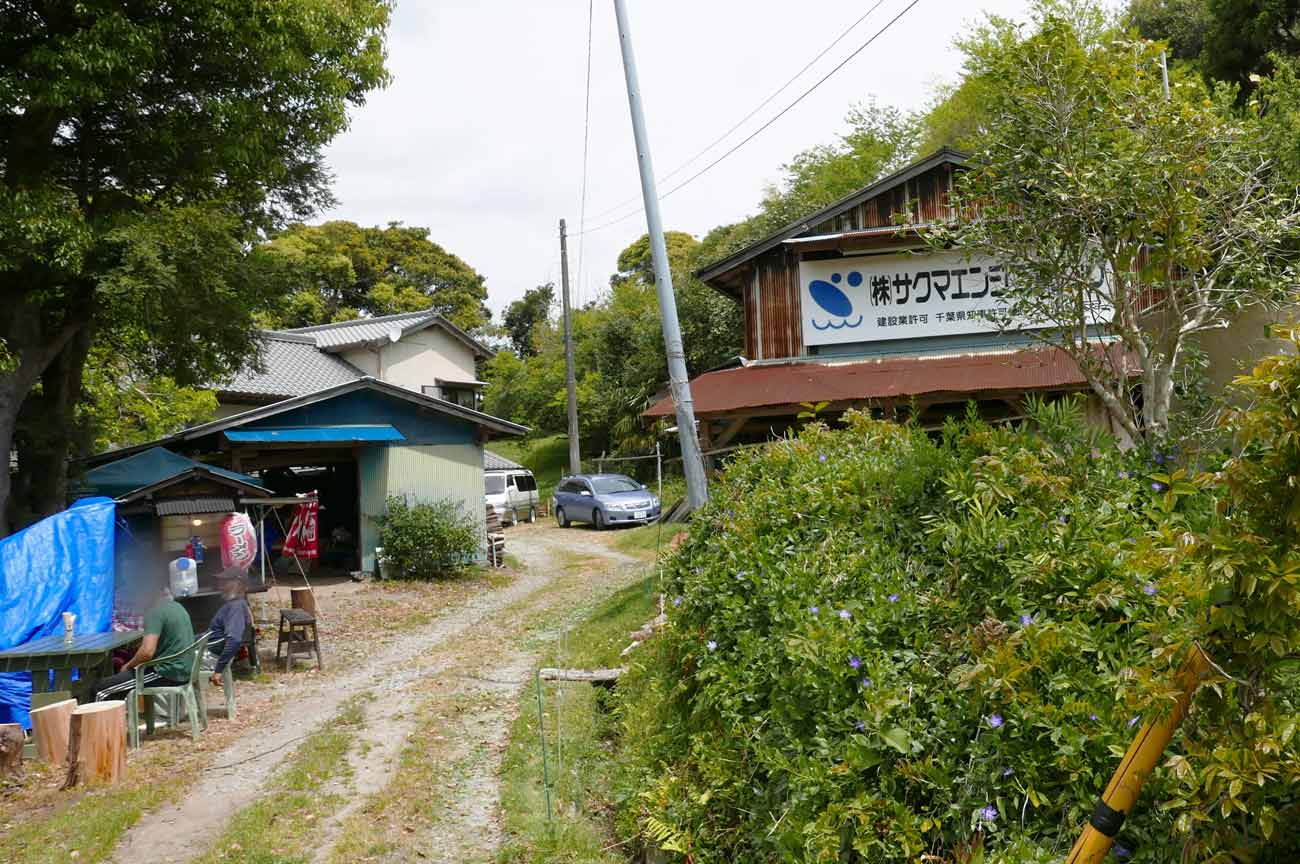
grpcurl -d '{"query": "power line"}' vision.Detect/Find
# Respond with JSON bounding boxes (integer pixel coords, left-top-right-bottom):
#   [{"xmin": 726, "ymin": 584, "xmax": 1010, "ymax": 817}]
[
  {"xmin": 579, "ymin": 0, "xmax": 924, "ymax": 238},
  {"xmin": 574, "ymin": 0, "xmax": 595, "ymax": 306},
  {"xmin": 584, "ymin": 0, "xmax": 889, "ymax": 225}
]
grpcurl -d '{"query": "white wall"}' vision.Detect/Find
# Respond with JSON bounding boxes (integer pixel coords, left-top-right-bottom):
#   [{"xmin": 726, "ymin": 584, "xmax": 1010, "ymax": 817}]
[{"xmin": 340, "ymin": 327, "xmax": 478, "ymax": 395}]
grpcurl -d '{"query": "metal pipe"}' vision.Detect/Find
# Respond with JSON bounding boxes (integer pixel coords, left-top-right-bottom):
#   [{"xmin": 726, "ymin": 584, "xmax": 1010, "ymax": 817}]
[
  {"xmin": 612, "ymin": 0, "xmax": 709, "ymax": 510},
  {"xmin": 534, "ymin": 670, "xmax": 554, "ymax": 830}
]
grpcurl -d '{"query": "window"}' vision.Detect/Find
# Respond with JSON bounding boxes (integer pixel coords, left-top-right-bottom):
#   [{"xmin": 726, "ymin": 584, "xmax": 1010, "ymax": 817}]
[
  {"xmin": 485, "ymin": 476, "xmax": 505, "ymax": 494},
  {"xmin": 515, "ymin": 474, "xmax": 537, "ymax": 492},
  {"xmin": 592, "ymin": 476, "xmax": 640, "ymax": 494},
  {"xmin": 559, "ymin": 480, "xmax": 585, "ymax": 494},
  {"xmin": 507, "ymin": 475, "xmax": 516, "ymax": 488}
]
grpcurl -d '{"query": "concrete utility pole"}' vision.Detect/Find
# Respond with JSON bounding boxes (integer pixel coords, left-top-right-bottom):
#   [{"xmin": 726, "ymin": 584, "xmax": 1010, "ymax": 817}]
[
  {"xmin": 611, "ymin": 0, "xmax": 709, "ymax": 510},
  {"xmin": 559, "ymin": 219, "xmax": 581, "ymax": 476}
]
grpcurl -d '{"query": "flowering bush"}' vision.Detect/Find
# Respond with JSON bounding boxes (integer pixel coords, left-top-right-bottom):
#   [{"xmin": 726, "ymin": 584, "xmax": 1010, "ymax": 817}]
[
  {"xmin": 615, "ymin": 388, "xmax": 1300, "ymax": 862},
  {"xmin": 377, "ymin": 495, "xmax": 480, "ymax": 579}
]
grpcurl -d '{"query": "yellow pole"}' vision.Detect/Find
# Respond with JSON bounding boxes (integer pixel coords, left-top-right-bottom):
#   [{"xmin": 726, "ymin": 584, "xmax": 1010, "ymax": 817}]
[{"xmin": 1064, "ymin": 645, "xmax": 1213, "ymax": 864}]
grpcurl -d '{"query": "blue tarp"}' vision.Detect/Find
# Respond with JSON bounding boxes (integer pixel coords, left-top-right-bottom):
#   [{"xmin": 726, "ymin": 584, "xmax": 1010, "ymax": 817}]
[
  {"xmin": 0, "ymin": 497, "xmax": 116, "ymax": 729},
  {"xmin": 224, "ymin": 425, "xmax": 405, "ymax": 443},
  {"xmin": 74, "ymin": 446, "xmax": 265, "ymax": 500}
]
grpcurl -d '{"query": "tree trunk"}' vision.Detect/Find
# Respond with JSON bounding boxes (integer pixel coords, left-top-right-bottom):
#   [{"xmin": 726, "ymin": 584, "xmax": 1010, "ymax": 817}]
[
  {"xmin": 62, "ymin": 701, "xmax": 127, "ymax": 788},
  {"xmin": 30, "ymin": 698, "xmax": 77, "ymax": 765},
  {"xmin": 0, "ymin": 723, "xmax": 24, "ymax": 779}
]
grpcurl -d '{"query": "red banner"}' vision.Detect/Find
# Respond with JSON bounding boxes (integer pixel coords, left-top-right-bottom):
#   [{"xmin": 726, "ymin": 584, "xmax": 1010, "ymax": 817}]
[
  {"xmin": 220, "ymin": 512, "xmax": 257, "ymax": 571},
  {"xmin": 282, "ymin": 499, "xmax": 319, "ymax": 560}
]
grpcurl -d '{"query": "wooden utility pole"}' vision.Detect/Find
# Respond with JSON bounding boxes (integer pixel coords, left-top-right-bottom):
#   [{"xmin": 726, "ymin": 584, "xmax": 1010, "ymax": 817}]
[
  {"xmin": 612, "ymin": 0, "xmax": 709, "ymax": 510},
  {"xmin": 560, "ymin": 219, "xmax": 581, "ymax": 476}
]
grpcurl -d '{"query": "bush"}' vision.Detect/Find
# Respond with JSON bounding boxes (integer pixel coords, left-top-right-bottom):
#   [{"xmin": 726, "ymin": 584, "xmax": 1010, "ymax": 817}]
[
  {"xmin": 377, "ymin": 495, "xmax": 480, "ymax": 579},
  {"xmin": 614, "ymin": 390, "xmax": 1300, "ymax": 863}
]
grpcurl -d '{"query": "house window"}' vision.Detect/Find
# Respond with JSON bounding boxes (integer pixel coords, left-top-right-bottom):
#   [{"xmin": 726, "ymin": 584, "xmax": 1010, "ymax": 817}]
[{"xmin": 423, "ymin": 384, "xmax": 478, "ymax": 409}]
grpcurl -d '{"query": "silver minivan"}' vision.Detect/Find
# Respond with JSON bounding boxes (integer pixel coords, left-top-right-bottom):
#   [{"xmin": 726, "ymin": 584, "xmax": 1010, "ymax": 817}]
[{"xmin": 485, "ymin": 469, "xmax": 540, "ymax": 525}]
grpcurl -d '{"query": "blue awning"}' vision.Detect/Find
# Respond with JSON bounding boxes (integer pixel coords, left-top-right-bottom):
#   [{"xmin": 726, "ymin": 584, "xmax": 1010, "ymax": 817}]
[{"xmin": 224, "ymin": 425, "xmax": 405, "ymax": 443}]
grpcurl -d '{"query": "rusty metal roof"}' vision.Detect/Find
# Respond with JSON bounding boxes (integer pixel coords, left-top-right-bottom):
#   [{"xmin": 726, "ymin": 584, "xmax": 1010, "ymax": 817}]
[{"xmin": 643, "ymin": 348, "xmax": 1114, "ymax": 418}]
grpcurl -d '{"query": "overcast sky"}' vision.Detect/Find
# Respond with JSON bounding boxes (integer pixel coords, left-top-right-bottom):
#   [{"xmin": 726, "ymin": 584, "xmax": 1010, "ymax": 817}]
[{"xmin": 321, "ymin": 0, "xmax": 1036, "ymax": 320}]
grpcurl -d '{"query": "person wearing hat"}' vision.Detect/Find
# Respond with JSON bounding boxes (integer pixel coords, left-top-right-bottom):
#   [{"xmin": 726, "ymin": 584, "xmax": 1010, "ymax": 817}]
[{"xmin": 206, "ymin": 566, "xmax": 253, "ymax": 687}]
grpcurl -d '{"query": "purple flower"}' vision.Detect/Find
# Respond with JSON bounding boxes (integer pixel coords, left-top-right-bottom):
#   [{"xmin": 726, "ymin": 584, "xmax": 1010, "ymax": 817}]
[
  {"xmin": 848, "ymin": 655, "xmax": 862, "ymax": 670},
  {"xmin": 1089, "ymin": 713, "xmax": 1100, "ymax": 722},
  {"xmin": 1001, "ymin": 766, "xmax": 1015, "ymax": 778},
  {"xmin": 1113, "ymin": 845, "xmax": 1132, "ymax": 860},
  {"xmin": 1020, "ymin": 613, "xmax": 1034, "ymax": 627},
  {"xmin": 1117, "ymin": 469, "xmax": 1126, "ymax": 478},
  {"xmin": 838, "ymin": 609, "xmax": 851, "ymax": 620},
  {"xmin": 1151, "ymin": 481, "xmax": 1166, "ymax": 492},
  {"xmin": 1154, "ymin": 452, "xmax": 1165, "ymax": 465},
  {"xmin": 860, "ymin": 677, "xmax": 872, "ymax": 689},
  {"xmin": 809, "ymin": 605, "xmax": 819, "ymax": 616},
  {"xmin": 996, "ymin": 540, "xmax": 1007, "ymax": 550},
  {"xmin": 987, "ymin": 713, "xmax": 1004, "ymax": 729},
  {"xmin": 1143, "ymin": 583, "xmax": 1158, "ymax": 597},
  {"xmin": 672, "ymin": 596, "xmax": 683, "ymax": 607},
  {"xmin": 977, "ymin": 805, "xmax": 999, "ymax": 822},
  {"xmin": 1058, "ymin": 514, "xmax": 1070, "ymax": 524},
  {"xmin": 818, "ymin": 453, "xmax": 828, "ymax": 463},
  {"xmin": 887, "ymin": 593, "xmax": 900, "ymax": 604},
  {"xmin": 706, "ymin": 640, "xmax": 717, "ymax": 652},
  {"xmin": 855, "ymin": 720, "xmax": 866, "ymax": 732}
]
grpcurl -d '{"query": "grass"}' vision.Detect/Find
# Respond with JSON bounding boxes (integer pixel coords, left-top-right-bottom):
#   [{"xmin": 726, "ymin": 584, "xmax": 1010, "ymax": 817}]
[
  {"xmin": 496, "ymin": 580, "xmax": 658, "ymax": 863},
  {"xmin": 192, "ymin": 698, "xmax": 368, "ymax": 864},
  {"xmin": 490, "ymin": 434, "xmax": 571, "ymax": 503},
  {"xmin": 0, "ymin": 781, "xmax": 174, "ymax": 864},
  {"xmin": 611, "ymin": 522, "xmax": 680, "ymax": 558}
]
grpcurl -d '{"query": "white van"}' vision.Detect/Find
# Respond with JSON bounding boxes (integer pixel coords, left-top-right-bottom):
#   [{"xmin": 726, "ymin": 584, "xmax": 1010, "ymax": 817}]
[{"xmin": 485, "ymin": 468, "xmax": 539, "ymax": 525}]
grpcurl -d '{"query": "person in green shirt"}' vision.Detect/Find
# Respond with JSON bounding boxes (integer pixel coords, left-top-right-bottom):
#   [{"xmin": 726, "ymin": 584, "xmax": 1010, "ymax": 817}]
[{"xmin": 94, "ymin": 586, "xmax": 195, "ymax": 701}]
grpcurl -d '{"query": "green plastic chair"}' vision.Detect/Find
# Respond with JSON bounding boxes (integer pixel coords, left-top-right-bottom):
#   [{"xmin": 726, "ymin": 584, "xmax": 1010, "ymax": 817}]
[{"xmin": 127, "ymin": 631, "xmax": 210, "ymax": 749}]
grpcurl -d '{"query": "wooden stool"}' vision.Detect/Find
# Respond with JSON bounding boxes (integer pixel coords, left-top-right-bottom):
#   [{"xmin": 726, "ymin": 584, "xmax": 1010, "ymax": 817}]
[{"xmin": 276, "ymin": 609, "xmax": 322, "ymax": 671}]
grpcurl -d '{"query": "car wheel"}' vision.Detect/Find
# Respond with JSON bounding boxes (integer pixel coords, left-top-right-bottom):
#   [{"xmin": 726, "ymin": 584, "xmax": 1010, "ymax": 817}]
[
  {"xmin": 593, "ymin": 509, "xmax": 606, "ymax": 531},
  {"xmin": 556, "ymin": 507, "xmax": 570, "ymax": 528},
  {"xmin": 527, "ymin": 506, "xmax": 537, "ymax": 524},
  {"xmin": 510, "ymin": 507, "xmax": 519, "ymax": 526}
]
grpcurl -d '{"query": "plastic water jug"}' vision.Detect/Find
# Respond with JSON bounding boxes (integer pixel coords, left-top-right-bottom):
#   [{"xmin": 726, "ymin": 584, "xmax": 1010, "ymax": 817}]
[{"xmin": 169, "ymin": 557, "xmax": 198, "ymax": 597}]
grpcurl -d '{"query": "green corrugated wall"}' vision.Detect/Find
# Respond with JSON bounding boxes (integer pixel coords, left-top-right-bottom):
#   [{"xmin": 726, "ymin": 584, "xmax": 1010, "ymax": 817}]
[{"xmin": 358, "ymin": 442, "xmax": 487, "ymax": 572}]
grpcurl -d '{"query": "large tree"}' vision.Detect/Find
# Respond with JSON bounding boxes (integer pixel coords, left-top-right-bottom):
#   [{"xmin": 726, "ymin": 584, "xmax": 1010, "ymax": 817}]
[
  {"xmin": 260, "ymin": 221, "xmax": 490, "ymax": 331},
  {"xmin": 502, "ymin": 282, "xmax": 554, "ymax": 357},
  {"xmin": 0, "ymin": 1, "xmax": 390, "ymax": 533},
  {"xmin": 935, "ymin": 8, "xmax": 1300, "ymax": 442}
]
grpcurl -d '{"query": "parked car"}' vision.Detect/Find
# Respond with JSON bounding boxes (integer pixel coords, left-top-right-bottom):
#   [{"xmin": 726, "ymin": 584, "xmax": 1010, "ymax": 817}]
[
  {"xmin": 552, "ymin": 473, "xmax": 660, "ymax": 530},
  {"xmin": 485, "ymin": 468, "xmax": 540, "ymax": 525}
]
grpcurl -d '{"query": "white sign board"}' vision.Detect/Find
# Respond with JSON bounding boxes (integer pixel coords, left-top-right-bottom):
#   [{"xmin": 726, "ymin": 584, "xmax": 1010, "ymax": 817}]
[{"xmin": 799, "ymin": 250, "xmax": 1011, "ymax": 347}]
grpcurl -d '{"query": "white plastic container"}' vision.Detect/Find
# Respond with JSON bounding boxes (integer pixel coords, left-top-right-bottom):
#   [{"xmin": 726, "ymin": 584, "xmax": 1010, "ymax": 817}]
[{"xmin": 169, "ymin": 557, "xmax": 198, "ymax": 597}]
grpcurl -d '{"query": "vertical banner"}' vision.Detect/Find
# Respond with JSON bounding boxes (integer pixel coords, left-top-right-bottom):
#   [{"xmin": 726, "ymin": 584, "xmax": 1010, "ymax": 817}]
[{"xmin": 282, "ymin": 499, "xmax": 320, "ymax": 560}]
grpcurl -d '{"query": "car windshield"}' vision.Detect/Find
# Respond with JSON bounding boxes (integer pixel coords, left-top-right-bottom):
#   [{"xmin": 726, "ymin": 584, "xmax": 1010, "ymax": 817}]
[
  {"xmin": 485, "ymin": 476, "xmax": 505, "ymax": 495},
  {"xmin": 592, "ymin": 476, "xmax": 641, "ymax": 494}
]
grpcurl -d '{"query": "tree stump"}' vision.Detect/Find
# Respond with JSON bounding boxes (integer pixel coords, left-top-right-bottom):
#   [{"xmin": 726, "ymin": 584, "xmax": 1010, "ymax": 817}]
[
  {"xmin": 62, "ymin": 701, "xmax": 127, "ymax": 789},
  {"xmin": 290, "ymin": 586, "xmax": 317, "ymax": 617},
  {"xmin": 30, "ymin": 698, "xmax": 77, "ymax": 765},
  {"xmin": 0, "ymin": 723, "xmax": 24, "ymax": 779}
]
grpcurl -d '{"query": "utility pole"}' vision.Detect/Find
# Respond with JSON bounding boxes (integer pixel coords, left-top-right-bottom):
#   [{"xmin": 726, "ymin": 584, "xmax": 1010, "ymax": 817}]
[
  {"xmin": 611, "ymin": 0, "xmax": 709, "ymax": 510},
  {"xmin": 559, "ymin": 219, "xmax": 581, "ymax": 476}
]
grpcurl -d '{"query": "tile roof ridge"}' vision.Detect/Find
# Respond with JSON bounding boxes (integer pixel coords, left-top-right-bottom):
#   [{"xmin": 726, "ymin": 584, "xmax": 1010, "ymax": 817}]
[{"xmin": 279, "ymin": 309, "xmax": 438, "ymax": 334}]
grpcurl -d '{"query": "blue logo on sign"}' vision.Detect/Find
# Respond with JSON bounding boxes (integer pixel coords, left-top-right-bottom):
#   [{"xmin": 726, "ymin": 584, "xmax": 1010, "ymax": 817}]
[{"xmin": 809, "ymin": 272, "xmax": 864, "ymax": 330}]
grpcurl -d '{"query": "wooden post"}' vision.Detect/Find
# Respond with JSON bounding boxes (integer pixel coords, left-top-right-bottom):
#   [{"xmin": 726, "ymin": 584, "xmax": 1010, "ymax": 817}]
[
  {"xmin": 0, "ymin": 723, "xmax": 24, "ymax": 778},
  {"xmin": 290, "ymin": 586, "xmax": 316, "ymax": 617},
  {"xmin": 30, "ymin": 698, "xmax": 77, "ymax": 765},
  {"xmin": 62, "ymin": 701, "xmax": 127, "ymax": 789}
]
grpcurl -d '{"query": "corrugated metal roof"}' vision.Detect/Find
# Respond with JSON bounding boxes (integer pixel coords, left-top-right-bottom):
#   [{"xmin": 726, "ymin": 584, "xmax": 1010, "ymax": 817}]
[
  {"xmin": 484, "ymin": 449, "xmax": 524, "ymax": 471},
  {"xmin": 218, "ymin": 334, "xmax": 364, "ymax": 400},
  {"xmin": 155, "ymin": 497, "xmax": 236, "ymax": 515},
  {"xmin": 643, "ymin": 348, "xmax": 1121, "ymax": 418},
  {"xmin": 224, "ymin": 425, "xmax": 405, "ymax": 443}
]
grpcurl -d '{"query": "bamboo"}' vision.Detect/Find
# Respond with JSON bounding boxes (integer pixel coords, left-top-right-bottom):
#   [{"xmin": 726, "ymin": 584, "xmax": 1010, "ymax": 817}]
[{"xmin": 1065, "ymin": 645, "xmax": 1213, "ymax": 863}]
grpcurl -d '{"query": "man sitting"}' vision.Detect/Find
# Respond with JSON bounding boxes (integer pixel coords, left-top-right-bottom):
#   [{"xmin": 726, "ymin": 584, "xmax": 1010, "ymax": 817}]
[
  {"xmin": 206, "ymin": 566, "xmax": 253, "ymax": 687},
  {"xmin": 95, "ymin": 584, "xmax": 195, "ymax": 701}
]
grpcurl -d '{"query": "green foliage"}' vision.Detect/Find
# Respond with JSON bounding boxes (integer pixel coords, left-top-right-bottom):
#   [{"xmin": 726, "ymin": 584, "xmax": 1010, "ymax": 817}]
[
  {"xmin": 79, "ymin": 347, "xmax": 217, "ymax": 451},
  {"xmin": 259, "ymin": 221, "xmax": 490, "ymax": 331},
  {"xmin": 503, "ymin": 282, "xmax": 555, "ymax": 357},
  {"xmin": 488, "ymin": 434, "xmax": 572, "ymax": 503},
  {"xmin": 377, "ymin": 496, "xmax": 481, "ymax": 579},
  {"xmin": 614, "ymin": 384, "xmax": 1300, "ymax": 862},
  {"xmin": 932, "ymin": 6, "xmax": 1300, "ymax": 441}
]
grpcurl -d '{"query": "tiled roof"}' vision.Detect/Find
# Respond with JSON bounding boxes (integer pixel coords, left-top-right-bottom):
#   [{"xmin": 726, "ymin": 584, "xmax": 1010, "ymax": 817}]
[
  {"xmin": 278, "ymin": 309, "xmax": 493, "ymax": 357},
  {"xmin": 484, "ymin": 449, "xmax": 524, "ymax": 471},
  {"xmin": 643, "ymin": 347, "xmax": 1128, "ymax": 418},
  {"xmin": 219, "ymin": 333, "xmax": 364, "ymax": 400}
]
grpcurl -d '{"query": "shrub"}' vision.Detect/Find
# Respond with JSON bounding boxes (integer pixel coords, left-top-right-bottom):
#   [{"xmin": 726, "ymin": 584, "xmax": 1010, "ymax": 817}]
[
  {"xmin": 377, "ymin": 495, "xmax": 480, "ymax": 579},
  {"xmin": 614, "ymin": 390, "xmax": 1300, "ymax": 863}
]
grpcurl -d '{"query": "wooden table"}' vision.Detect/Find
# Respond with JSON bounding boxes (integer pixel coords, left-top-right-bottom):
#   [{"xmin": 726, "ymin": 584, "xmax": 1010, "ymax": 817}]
[{"xmin": 0, "ymin": 631, "xmax": 143, "ymax": 700}]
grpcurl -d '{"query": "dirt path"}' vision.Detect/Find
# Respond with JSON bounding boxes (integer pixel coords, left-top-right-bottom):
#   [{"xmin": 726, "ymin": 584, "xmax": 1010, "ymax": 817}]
[{"xmin": 109, "ymin": 524, "xmax": 646, "ymax": 864}]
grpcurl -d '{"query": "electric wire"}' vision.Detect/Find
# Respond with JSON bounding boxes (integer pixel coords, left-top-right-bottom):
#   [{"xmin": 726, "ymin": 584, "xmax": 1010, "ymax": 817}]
[
  {"xmin": 583, "ymin": 0, "xmax": 889, "ymax": 225},
  {"xmin": 578, "ymin": 0, "xmax": 924, "ymax": 238},
  {"xmin": 574, "ymin": 0, "xmax": 595, "ymax": 305}
]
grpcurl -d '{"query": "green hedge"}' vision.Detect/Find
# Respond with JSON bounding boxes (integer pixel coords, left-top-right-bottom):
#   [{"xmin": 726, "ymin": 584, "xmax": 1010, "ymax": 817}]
[
  {"xmin": 615, "ymin": 390, "xmax": 1300, "ymax": 863},
  {"xmin": 377, "ymin": 495, "xmax": 480, "ymax": 579}
]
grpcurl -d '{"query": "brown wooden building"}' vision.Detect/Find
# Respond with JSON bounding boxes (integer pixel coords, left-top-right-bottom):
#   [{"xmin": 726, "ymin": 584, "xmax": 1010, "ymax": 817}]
[{"xmin": 644, "ymin": 149, "xmax": 1127, "ymax": 448}]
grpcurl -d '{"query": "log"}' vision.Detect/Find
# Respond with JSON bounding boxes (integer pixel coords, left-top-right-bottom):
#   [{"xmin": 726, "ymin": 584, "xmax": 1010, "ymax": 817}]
[
  {"xmin": 290, "ymin": 586, "xmax": 317, "ymax": 617},
  {"xmin": 0, "ymin": 723, "xmax": 23, "ymax": 779},
  {"xmin": 62, "ymin": 701, "xmax": 127, "ymax": 789},
  {"xmin": 537, "ymin": 667, "xmax": 625, "ymax": 683},
  {"xmin": 29, "ymin": 698, "xmax": 77, "ymax": 765}
]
